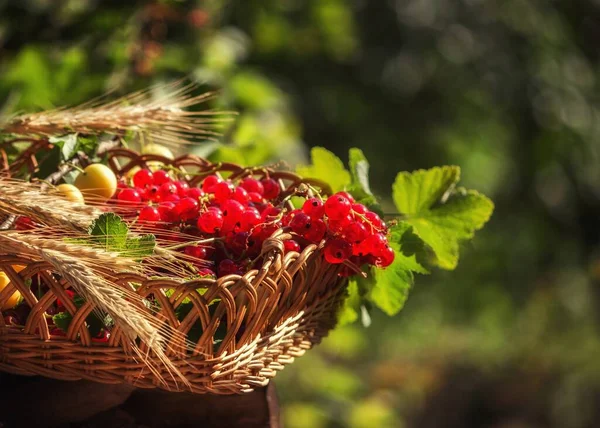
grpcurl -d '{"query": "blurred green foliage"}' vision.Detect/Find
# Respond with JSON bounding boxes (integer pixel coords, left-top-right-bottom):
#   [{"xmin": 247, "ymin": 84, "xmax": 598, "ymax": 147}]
[{"xmin": 2, "ymin": 0, "xmax": 600, "ymax": 426}]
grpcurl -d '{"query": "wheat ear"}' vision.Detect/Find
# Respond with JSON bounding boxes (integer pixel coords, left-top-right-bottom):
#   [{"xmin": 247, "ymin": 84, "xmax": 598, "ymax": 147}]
[{"xmin": 1, "ymin": 81, "xmax": 232, "ymax": 147}]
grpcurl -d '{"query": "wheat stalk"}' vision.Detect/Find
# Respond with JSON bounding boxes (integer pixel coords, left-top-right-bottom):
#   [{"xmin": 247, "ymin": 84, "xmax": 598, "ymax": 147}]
[
  {"xmin": 0, "ymin": 178, "xmax": 99, "ymax": 230},
  {"xmin": 1, "ymin": 81, "xmax": 233, "ymax": 147}
]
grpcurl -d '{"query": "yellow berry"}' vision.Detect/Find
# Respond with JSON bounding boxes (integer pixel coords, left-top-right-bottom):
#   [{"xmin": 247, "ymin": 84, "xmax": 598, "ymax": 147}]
[
  {"xmin": 0, "ymin": 272, "xmax": 21, "ymax": 311},
  {"xmin": 56, "ymin": 183, "xmax": 85, "ymax": 204},
  {"xmin": 74, "ymin": 164, "xmax": 118, "ymax": 201}
]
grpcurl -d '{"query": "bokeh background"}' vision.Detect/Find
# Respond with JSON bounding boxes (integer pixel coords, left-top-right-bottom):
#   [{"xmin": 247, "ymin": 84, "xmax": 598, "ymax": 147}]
[{"xmin": 2, "ymin": 1, "xmax": 600, "ymax": 427}]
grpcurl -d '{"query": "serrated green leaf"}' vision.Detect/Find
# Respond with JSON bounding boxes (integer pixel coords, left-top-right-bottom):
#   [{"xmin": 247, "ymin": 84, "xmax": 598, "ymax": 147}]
[
  {"xmin": 296, "ymin": 147, "xmax": 351, "ymax": 192},
  {"xmin": 393, "ymin": 166, "xmax": 460, "ymax": 215},
  {"xmin": 347, "ymin": 147, "xmax": 381, "ymax": 212},
  {"xmin": 348, "ymin": 148, "xmax": 372, "ymax": 196},
  {"xmin": 338, "ymin": 279, "xmax": 361, "ymax": 325},
  {"xmin": 123, "ymin": 234, "xmax": 156, "ymax": 259},
  {"xmin": 392, "ymin": 166, "xmax": 493, "ymax": 270},
  {"xmin": 369, "ymin": 261, "xmax": 413, "ymax": 316},
  {"xmin": 88, "ymin": 212, "xmax": 129, "ymax": 251},
  {"xmin": 389, "ymin": 222, "xmax": 429, "ymax": 274},
  {"xmin": 405, "ymin": 189, "xmax": 494, "ymax": 269}
]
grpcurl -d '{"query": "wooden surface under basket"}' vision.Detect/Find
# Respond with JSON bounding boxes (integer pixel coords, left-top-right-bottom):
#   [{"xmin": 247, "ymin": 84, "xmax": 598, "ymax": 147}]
[{"xmin": 0, "ymin": 149, "xmax": 349, "ymax": 394}]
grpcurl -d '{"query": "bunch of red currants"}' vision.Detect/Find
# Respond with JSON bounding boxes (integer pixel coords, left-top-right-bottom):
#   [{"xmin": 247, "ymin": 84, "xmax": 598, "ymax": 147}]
[{"xmin": 115, "ymin": 168, "xmax": 395, "ymax": 277}]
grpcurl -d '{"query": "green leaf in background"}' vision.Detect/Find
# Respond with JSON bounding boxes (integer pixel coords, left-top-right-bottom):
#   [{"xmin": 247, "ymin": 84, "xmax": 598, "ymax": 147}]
[
  {"xmin": 393, "ymin": 166, "xmax": 460, "ymax": 215},
  {"xmin": 393, "ymin": 166, "xmax": 494, "ymax": 269},
  {"xmin": 338, "ymin": 279, "xmax": 361, "ymax": 325},
  {"xmin": 49, "ymin": 134, "xmax": 79, "ymax": 160},
  {"xmin": 296, "ymin": 146, "xmax": 351, "ymax": 192},
  {"xmin": 347, "ymin": 148, "xmax": 381, "ymax": 213}
]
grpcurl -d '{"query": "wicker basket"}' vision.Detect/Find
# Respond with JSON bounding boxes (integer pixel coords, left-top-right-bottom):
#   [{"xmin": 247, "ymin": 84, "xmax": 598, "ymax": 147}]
[{"xmin": 0, "ymin": 148, "xmax": 349, "ymax": 394}]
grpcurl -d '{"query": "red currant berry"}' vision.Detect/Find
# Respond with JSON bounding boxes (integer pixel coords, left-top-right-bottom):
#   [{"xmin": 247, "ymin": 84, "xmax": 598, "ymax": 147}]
[
  {"xmin": 157, "ymin": 182, "xmax": 178, "ymax": 201},
  {"xmin": 324, "ymin": 239, "xmax": 352, "ymax": 264},
  {"xmin": 247, "ymin": 192, "xmax": 264, "ymax": 203},
  {"xmin": 362, "ymin": 233, "xmax": 388, "ymax": 256},
  {"xmin": 214, "ymin": 181, "xmax": 234, "ymax": 202},
  {"xmin": 117, "ymin": 188, "xmax": 142, "ymax": 204},
  {"xmin": 133, "ymin": 169, "xmax": 153, "ymax": 188},
  {"xmin": 144, "ymin": 185, "xmax": 160, "ymax": 201},
  {"xmin": 184, "ymin": 246, "xmax": 208, "ymax": 260},
  {"xmin": 304, "ymin": 218, "xmax": 327, "ymax": 242},
  {"xmin": 352, "ymin": 203, "xmax": 368, "ymax": 215},
  {"xmin": 232, "ymin": 186, "xmax": 249, "ymax": 204},
  {"xmin": 221, "ymin": 200, "xmax": 245, "ymax": 222},
  {"xmin": 218, "ymin": 259, "xmax": 240, "ymax": 276},
  {"xmin": 174, "ymin": 197, "xmax": 199, "ymax": 221},
  {"xmin": 261, "ymin": 178, "xmax": 280, "ymax": 200},
  {"xmin": 328, "ymin": 214, "xmax": 353, "ymax": 235},
  {"xmin": 138, "ymin": 206, "xmax": 161, "ymax": 222},
  {"xmin": 228, "ymin": 231, "xmax": 250, "ymax": 256},
  {"xmin": 364, "ymin": 211, "xmax": 386, "ymax": 232},
  {"xmin": 262, "ymin": 205, "xmax": 282, "ymax": 220},
  {"xmin": 344, "ymin": 221, "xmax": 368, "ymax": 243},
  {"xmin": 174, "ymin": 181, "xmax": 190, "ymax": 197},
  {"xmin": 284, "ymin": 240, "xmax": 301, "ymax": 253},
  {"xmin": 186, "ymin": 187, "xmax": 204, "ymax": 200},
  {"xmin": 15, "ymin": 216, "xmax": 35, "ymax": 230},
  {"xmin": 302, "ymin": 198, "xmax": 325, "ymax": 219},
  {"xmin": 152, "ymin": 170, "xmax": 171, "ymax": 185},
  {"xmin": 201, "ymin": 175, "xmax": 221, "ymax": 193},
  {"xmin": 158, "ymin": 202, "xmax": 177, "ymax": 222},
  {"xmin": 324, "ymin": 193, "xmax": 352, "ymax": 220},
  {"xmin": 289, "ymin": 212, "xmax": 312, "ymax": 234},
  {"xmin": 241, "ymin": 207, "xmax": 261, "ymax": 230},
  {"xmin": 240, "ymin": 177, "xmax": 264, "ymax": 195},
  {"xmin": 337, "ymin": 191, "xmax": 355, "ymax": 203},
  {"xmin": 197, "ymin": 208, "xmax": 224, "ymax": 234},
  {"xmin": 375, "ymin": 245, "xmax": 395, "ymax": 267}
]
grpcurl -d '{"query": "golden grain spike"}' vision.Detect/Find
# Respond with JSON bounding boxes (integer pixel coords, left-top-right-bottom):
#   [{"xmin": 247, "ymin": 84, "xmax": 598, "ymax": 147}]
[{"xmin": 1, "ymin": 80, "xmax": 234, "ymax": 148}]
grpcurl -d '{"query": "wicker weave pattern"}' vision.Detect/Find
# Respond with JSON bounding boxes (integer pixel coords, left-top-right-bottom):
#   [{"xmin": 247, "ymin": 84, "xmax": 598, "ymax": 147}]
[{"xmin": 0, "ymin": 149, "xmax": 347, "ymax": 394}]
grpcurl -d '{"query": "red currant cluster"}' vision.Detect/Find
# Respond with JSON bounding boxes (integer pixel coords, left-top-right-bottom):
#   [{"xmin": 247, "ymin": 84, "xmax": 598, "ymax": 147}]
[{"xmin": 112, "ymin": 168, "xmax": 394, "ymax": 278}]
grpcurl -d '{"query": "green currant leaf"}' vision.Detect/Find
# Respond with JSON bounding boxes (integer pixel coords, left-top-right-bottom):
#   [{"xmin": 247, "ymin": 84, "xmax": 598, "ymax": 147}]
[
  {"xmin": 368, "ymin": 260, "xmax": 413, "ymax": 317},
  {"xmin": 49, "ymin": 133, "xmax": 79, "ymax": 160},
  {"xmin": 347, "ymin": 147, "xmax": 382, "ymax": 214},
  {"xmin": 388, "ymin": 222, "xmax": 430, "ymax": 274},
  {"xmin": 86, "ymin": 213, "xmax": 156, "ymax": 260},
  {"xmin": 393, "ymin": 166, "xmax": 461, "ymax": 215},
  {"xmin": 52, "ymin": 311, "xmax": 72, "ymax": 332},
  {"xmin": 393, "ymin": 166, "xmax": 494, "ymax": 270},
  {"xmin": 122, "ymin": 234, "xmax": 156, "ymax": 259},
  {"xmin": 88, "ymin": 212, "xmax": 129, "ymax": 251},
  {"xmin": 337, "ymin": 279, "xmax": 361, "ymax": 326},
  {"xmin": 296, "ymin": 147, "xmax": 351, "ymax": 193}
]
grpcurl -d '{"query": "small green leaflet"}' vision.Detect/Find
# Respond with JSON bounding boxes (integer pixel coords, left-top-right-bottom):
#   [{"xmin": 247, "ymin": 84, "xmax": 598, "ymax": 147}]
[
  {"xmin": 365, "ymin": 223, "xmax": 429, "ymax": 316},
  {"xmin": 52, "ymin": 295, "xmax": 112, "ymax": 336},
  {"xmin": 347, "ymin": 148, "xmax": 381, "ymax": 213},
  {"xmin": 296, "ymin": 146, "xmax": 381, "ymax": 213},
  {"xmin": 88, "ymin": 213, "xmax": 155, "ymax": 259},
  {"xmin": 296, "ymin": 147, "xmax": 351, "ymax": 193},
  {"xmin": 49, "ymin": 133, "xmax": 99, "ymax": 161},
  {"xmin": 393, "ymin": 166, "xmax": 494, "ymax": 270}
]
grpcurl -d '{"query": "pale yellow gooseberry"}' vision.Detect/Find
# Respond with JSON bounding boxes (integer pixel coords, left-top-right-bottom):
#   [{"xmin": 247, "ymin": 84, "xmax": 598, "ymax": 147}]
[
  {"xmin": 74, "ymin": 163, "xmax": 118, "ymax": 201},
  {"xmin": 56, "ymin": 183, "xmax": 85, "ymax": 204}
]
